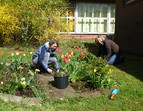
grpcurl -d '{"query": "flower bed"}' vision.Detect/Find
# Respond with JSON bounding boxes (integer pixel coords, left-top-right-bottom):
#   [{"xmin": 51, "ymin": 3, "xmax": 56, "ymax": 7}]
[{"xmin": 0, "ymin": 41, "xmax": 116, "ymax": 97}]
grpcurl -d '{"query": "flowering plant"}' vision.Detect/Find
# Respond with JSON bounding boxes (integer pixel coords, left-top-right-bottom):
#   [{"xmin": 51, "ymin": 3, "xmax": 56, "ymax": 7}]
[
  {"xmin": 54, "ymin": 71, "xmax": 68, "ymax": 77},
  {"xmin": 56, "ymin": 44, "xmax": 116, "ymax": 89}
]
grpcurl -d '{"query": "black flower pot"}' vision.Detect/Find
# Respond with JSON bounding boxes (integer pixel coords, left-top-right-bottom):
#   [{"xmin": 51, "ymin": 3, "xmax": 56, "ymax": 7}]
[{"xmin": 54, "ymin": 75, "xmax": 69, "ymax": 89}]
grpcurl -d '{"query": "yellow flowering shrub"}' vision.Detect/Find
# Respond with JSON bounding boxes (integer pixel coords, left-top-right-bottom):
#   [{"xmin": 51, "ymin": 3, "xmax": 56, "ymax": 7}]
[
  {"xmin": 0, "ymin": 0, "xmax": 70, "ymax": 45},
  {"xmin": 0, "ymin": 5, "xmax": 20, "ymax": 45}
]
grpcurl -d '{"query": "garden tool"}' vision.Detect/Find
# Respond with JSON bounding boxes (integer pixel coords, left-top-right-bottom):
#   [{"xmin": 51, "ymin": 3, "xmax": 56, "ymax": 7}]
[{"xmin": 110, "ymin": 89, "xmax": 119, "ymax": 99}]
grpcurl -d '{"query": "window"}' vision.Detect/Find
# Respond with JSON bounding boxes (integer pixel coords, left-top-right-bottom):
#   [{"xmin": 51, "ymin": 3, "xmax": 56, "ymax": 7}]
[{"xmin": 61, "ymin": 3, "xmax": 115, "ymax": 34}]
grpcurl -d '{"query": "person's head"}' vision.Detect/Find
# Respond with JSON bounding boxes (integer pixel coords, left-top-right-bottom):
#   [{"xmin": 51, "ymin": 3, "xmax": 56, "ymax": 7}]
[
  {"xmin": 49, "ymin": 40, "xmax": 59, "ymax": 50},
  {"xmin": 95, "ymin": 35, "xmax": 105, "ymax": 45}
]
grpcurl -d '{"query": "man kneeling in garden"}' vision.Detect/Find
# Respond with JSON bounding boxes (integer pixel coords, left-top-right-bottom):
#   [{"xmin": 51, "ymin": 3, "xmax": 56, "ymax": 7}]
[{"xmin": 32, "ymin": 40, "xmax": 59, "ymax": 74}]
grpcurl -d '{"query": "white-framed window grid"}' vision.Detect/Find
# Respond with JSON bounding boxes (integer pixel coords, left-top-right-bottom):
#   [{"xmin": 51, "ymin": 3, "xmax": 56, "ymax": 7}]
[{"xmin": 60, "ymin": 2, "xmax": 115, "ymax": 34}]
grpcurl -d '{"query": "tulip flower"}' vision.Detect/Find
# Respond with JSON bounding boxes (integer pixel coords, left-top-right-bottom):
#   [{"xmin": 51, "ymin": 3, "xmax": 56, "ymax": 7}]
[
  {"xmin": 21, "ymin": 77, "xmax": 26, "ymax": 81},
  {"xmin": 65, "ymin": 55, "xmax": 70, "ymax": 59},
  {"xmin": 81, "ymin": 55, "xmax": 85, "ymax": 59},
  {"xmin": 73, "ymin": 45, "xmax": 77, "ymax": 48},
  {"xmin": 30, "ymin": 52, "xmax": 33, "ymax": 54},
  {"xmin": 16, "ymin": 50, "xmax": 21, "ymax": 54},
  {"xmin": 60, "ymin": 54, "xmax": 65, "ymax": 58},
  {"xmin": 1, "ymin": 81, "xmax": 3, "ymax": 85},
  {"xmin": 64, "ymin": 58, "xmax": 68, "ymax": 63},
  {"xmin": 21, "ymin": 81, "xmax": 26, "ymax": 86},
  {"xmin": 69, "ymin": 51, "xmax": 74, "ymax": 55},
  {"xmin": 0, "ymin": 52, "xmax": 4, "ymax": 55},
  {"xmin": 89, "ymin": 49, "xmax": 93, "ymax": 52},
  {"xmin": 11, "ymin": 53, "xmax": 14, "ymax": 56},
  {"xmin": 56, "ymin": 48, "xmax": 62, "ymax": 52},
  {"xmin": 94, "ymin": 69, "xmax": 97, "ymax": 73},
  {"xmin": 77, "ymin": 47, "xmax": 82, "ymax": 50}
]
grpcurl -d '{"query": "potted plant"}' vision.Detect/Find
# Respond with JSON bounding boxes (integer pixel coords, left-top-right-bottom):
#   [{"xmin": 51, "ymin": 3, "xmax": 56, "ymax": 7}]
[{"xmin": 54, "ymin": 71, "xmax": 69, "ymax": 89}]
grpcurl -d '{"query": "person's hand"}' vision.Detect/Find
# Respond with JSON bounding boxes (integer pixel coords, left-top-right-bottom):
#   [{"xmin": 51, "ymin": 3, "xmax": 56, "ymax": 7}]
[
  {"xmin": 56, "ymin": 69, "xmax": 59, "ymax": 73},
  {"xmin": 47, "ymin": 68, "xmax": 53, "ymax": 73}
]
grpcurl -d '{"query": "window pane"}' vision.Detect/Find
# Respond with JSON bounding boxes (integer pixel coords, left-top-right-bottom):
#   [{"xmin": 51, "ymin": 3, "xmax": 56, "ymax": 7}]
[
  {"xmin": 77, "ymin": 19, "xmax": 84, "ymax": 32},
  {"xmin": 68, "ymin": 19, "xmax": 75, "ymax": 32},
  {"xmin": 74, "ymin": 3, "xmax": 115, "ymax": 33},
  {"xmin": 86, "ymin": 4, "xmax": 93, "ymax": 17},
  {"xmin": 100, "ymin": 5, "xmax": 108, "ymax": 17},
  {"xmin": 110, "ymin": 5, "xmax": 115, "ymax": 18},
  {"xmin": 85, "ymin": 19, "xmax": 92, "ymax": 32},
  {"xmin": 59, "ymin": 18, "xmax": 67, "ymax": 32},
  {"xmin": 68, "ymin": 8, "xmax": 75, "ymax": 17},
  {"xmin": 93, "ymin": 19, "xmax": 100, "ymax": 32},
  {"xmin": 93, "ymin": 4, "xmax": 100, "ymax": 17},
  {"xmin": 110, "ymin": 19, "xmax": 115, "ymax": 32},
  {"xmin": 78, "ymin": 4, "xmax": 85, "ymax": 17},
  {"xmin": 59, "ymin": 18, "xmax": 74, "ymax": 32},
  {"xmin": 99, "ymin": 19, "xmax": 107, "ymax": 32}
]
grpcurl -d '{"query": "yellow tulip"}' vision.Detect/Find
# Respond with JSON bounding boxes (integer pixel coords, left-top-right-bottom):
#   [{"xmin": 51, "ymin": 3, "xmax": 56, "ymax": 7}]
[
  {"xmin": 21, "ymin": 81, "xmax": 26, "ymax": 86},
  {"xmin": 21, "ymin": 77, "xmax": 25, "ymax": 81},
  {"xmin": 1, "ymin": 81, "xmax": 3, "ymax": 85},
  {"xmin": 108, "ymin": 69, "xmax": 113, "ymax": 74},
  {"xmin": 94, "ymin": 69, "xmax": 97, "ymax": 73}
]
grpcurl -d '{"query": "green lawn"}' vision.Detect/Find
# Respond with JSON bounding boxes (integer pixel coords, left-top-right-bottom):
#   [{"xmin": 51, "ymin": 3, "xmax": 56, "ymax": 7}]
[{"xmin": 0, "ymin": 42, "xmax": 143, "ymax": 111}]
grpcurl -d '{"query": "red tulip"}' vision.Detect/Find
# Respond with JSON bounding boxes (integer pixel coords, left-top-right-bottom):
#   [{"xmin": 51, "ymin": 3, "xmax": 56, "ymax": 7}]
[
  {"xmin": 65, "ymin": 55, "xmax": 70, "ymax": 59},
  {"xmin": 64, "ymin": 58, "xmax": 68, "ymax": 63},
  {"xmin": 81, "ymin": 55, "xmax": 85, "ymax": 59},
  {"xmin": 56, "ymin": 48, "xmax": 62, "ymax": 52},
  {"xmin": 77, "ymin": 47, "xmax": 82, "ymax": 50},
  {"xmin": 73, "ymin": 46, "xmax": 77, "ymax": 48},
  {"xmin": 89, "ymin": 49, "xmax": 93, "ymax": 52}
]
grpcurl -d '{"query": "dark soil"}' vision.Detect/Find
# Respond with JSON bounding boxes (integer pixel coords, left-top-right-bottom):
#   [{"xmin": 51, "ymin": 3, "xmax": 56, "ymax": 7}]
[
  {"xmin": 36, "ymin": 73, "xmax": 112, "ymax": 100},
  {"xmin": 1, "ymin": 65, "xmax": 112, "ymax": 99}
]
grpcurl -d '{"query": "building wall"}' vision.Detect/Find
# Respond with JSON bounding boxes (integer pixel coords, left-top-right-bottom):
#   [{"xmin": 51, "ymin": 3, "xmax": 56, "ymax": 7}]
[
  {"xmin": 59, "ymin": 0, "xmax": 115, "ymax": 42},
  {"xmin": 115, "ymin": 0, "xmax": 143, "ymax": 55},
  {"xmin": 60, "ymin": 34, "xmax": 97, "ymax": 41}
]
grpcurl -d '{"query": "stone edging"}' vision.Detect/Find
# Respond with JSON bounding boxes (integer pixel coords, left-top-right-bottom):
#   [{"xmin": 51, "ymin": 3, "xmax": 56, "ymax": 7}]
[{"xmin": 0, "ymin": 93, "xmax": 42, "ymax": 105}]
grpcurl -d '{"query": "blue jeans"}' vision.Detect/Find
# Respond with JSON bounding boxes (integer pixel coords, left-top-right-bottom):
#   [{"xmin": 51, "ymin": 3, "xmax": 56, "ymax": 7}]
[
  {"xmin": 108, "ymin": 54, "xmax": 120, "ymax": 65},
  {"xmin": 32, "ymin": 52, "xmax": 59, "ymax": 70}
]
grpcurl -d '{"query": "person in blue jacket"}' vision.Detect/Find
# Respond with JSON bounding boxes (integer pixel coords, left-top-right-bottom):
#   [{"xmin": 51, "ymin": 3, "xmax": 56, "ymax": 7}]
[{"xmin": 32, "ymin": 40, "xmax": 59, "ymax": 74}]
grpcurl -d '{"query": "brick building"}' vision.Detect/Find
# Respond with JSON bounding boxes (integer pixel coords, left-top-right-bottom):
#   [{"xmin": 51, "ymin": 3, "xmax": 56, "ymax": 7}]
[
  {"xmin": 115, "ymin": 0, "xmax": 143, "ymax": 55},
  {"xmin": 60, "ymin": 0, "xmax": 115, "ymax": 41}
]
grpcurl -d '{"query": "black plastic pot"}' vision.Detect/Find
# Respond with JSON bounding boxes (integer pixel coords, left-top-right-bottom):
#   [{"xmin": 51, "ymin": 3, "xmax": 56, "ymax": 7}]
[{"xmin": 54, "ymin": 75, "xmax": 69, "ymax": 89}]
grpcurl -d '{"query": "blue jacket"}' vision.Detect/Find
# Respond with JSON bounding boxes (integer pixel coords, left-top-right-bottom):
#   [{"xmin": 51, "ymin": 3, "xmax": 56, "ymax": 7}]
[{"xmin": 32, "ymin": 42, "xmax": 59, "ymax": 71}]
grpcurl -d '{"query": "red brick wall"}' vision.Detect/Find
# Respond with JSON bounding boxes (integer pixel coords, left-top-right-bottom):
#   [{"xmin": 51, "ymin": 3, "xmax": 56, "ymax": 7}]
[
  {"xmin": 60, "ymin": 34, "xmax": 98, "ymax": 41},
  {"xmin": 115, "ymin": 0, "xmax": 143, "ymax": 55}
]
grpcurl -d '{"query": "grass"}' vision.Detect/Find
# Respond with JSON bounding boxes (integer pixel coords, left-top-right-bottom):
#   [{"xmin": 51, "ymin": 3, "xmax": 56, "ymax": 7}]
[{"xmin": 0, "ymin": 41, "xmax": 143, "ymax": 111}]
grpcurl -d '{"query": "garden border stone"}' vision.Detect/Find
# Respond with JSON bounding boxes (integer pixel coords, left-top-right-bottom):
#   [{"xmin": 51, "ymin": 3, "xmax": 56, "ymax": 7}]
[{"xmin": 0, "ymin": 93, "xmax": 42, "ymax": 105}]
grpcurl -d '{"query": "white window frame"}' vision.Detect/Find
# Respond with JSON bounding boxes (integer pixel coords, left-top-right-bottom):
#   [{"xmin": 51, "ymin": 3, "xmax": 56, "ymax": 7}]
[{"xmin": 60, "ymin": 2, "xmax": 115, "ymax": 35}]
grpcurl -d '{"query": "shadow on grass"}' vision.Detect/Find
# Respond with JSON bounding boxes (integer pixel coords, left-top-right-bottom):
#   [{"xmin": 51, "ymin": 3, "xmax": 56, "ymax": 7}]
[
  {"xmin": 84, "ymin": 42, "xmax": 99, "ymax": 56},
  {"xmin": 84, "ymin": 42, "xmax": 143, "ymax": 82},
  {"xmin": 114, "ymin": 53, "xmax": 143, "ymax": 82}
]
